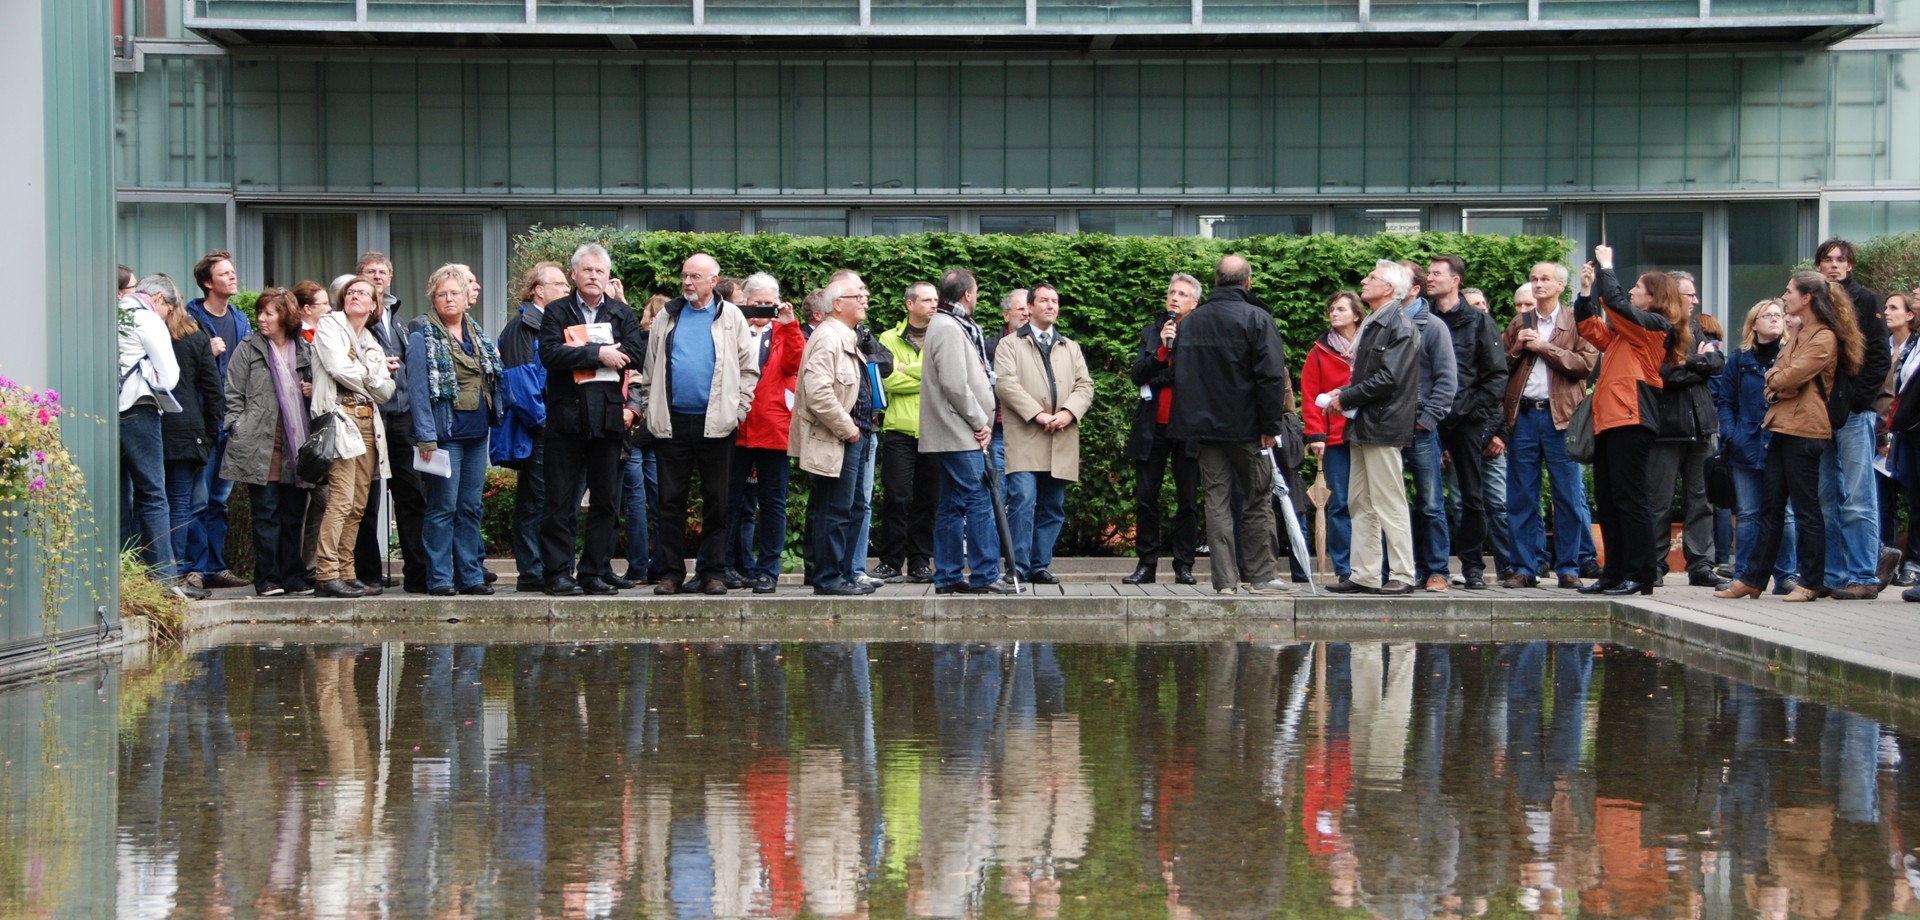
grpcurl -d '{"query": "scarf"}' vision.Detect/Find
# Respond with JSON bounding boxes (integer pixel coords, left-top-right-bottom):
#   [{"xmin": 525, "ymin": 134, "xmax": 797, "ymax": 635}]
[
  {"xmin": 1324, "ymin": 328, "xmax": 1357, "ymax": 363},
  {"xmin": 937, "ymin": 303, "xmax": 994, "ymax": 386},
  {"xmin": 266, "ymin": 339, "xmax": 309, "ymax": 485},
  {"xmin": 424, "ymin": 311, "xmax": 503, "ymax": 409}
]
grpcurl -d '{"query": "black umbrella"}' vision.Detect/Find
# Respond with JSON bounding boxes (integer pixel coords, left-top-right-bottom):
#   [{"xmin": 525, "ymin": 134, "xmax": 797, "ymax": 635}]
[{"xmin": 982, "ymin": 446, "xmax": 1022, "ymax": 592}]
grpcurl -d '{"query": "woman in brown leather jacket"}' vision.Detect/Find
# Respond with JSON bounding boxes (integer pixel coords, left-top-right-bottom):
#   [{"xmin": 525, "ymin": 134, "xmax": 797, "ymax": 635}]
[{"xmin": 1718, "ymin": 271, "xmax": 1865, "ymax": 602}]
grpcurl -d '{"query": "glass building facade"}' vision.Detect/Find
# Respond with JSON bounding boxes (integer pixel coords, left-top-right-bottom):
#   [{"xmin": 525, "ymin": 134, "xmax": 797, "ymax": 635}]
[{"xmin": 112, "ymin": 0, "xmax": 1920, "ymax": 331}]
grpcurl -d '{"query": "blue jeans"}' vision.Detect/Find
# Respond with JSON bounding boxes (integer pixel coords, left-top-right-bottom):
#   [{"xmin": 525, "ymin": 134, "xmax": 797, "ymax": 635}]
[
  {"xmin": 1821, "ymin": 410, "xmax": 1880, "ymax": 586},
  {"xmin": 852, "ymin": 434, "xmax": 878, "ymax": 577},
  {"xmin": 933, "ymin": 450, "xmax": 1000, "ymax": 588},
  {"xmin": 991, "ymin": 427, "xmax": 1006, "ymax": 475},
  {"xmin": 511, "ymin": 438, "xmax": 545, "ymax": 584},
  {"xmin": 1732, "ymin": 462, "xmax": 1796, "ymax": 583},
  {"xmin": 421, "ymin": 437, "xmax": 490, "ymax": 591},
  {"xmin": 811, "ymin": 438, "xmax": 871, "ymax": 590},
  {"xmin": 119, "ymin": 406, "xmax": 177, "ymax": 579},
  {"xmin": 622, "ymin": 445, "xmax": 651, "ymax": 577},
  {"xmin": 1506, "ymin": 405, "xmax": 1591, "ymax": 578},
  {"xmin": 1322, "ymin": 444, "xmax": 1352, "ymax": 579},
  {"xmin": 163, "ymin": 459, "xmax": 206, "ymax": 581},
  {"xmin": 729, "ymin": 446, "xmax": 789, "ymax": 580},
  {"xmin": 1007, "ymin": 470, "xmax": 1068, "ymax": 576},
  {"xmin": 193, "ymin": 432, "xmax": 233, "ymax": 574},
  {"xmin": 1482, "ymin": 450, "xmax": 1519, "ymax": 575},
  {"xmin": 1404, "ymin": 428, "xmax": 1449, "ymax": 579}
]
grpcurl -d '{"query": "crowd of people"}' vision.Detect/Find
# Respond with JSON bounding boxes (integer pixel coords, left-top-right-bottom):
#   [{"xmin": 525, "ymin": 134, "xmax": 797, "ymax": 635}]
[{"xmin": 111, "ymin": 239, "xmax": 1920, "ymax": 602}]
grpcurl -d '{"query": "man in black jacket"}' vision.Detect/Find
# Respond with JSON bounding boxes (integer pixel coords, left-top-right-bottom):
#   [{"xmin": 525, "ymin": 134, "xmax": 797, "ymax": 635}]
[
  {"xmin": 1168, "ymin": 255, "xmax": 1293, "ymax": 596},
  {"xmin": 1326, "ymin": 260, "xmax": 1422, "ymax": 596},
  {"xmin": 1816, "ymin": 238, "xmax": 1897, "ymax": 598},
  {"xmin": 1124, "ymin": 272, "xmax": 1202, "ymax": 586},
  {"xmin": 352, "ymin": 250, "xmax": 431, "ymax": 593},
  {"xmin": 1428, "ymin": 255, "xmax": 1507, "ymax": 590},
  {"xmin": 537, "ymin": 243, "xmax": 646, "ymax": 597}
]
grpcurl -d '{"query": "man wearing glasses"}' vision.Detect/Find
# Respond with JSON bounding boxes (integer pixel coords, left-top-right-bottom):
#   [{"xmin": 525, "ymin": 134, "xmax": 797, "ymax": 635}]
[
  {"xmin": 496, "ymin": 260, "xmax": 566, "ymax": 592},
  {"xmin": 641, "ymin": 252, "xmax": 762, "ymax": 595}
]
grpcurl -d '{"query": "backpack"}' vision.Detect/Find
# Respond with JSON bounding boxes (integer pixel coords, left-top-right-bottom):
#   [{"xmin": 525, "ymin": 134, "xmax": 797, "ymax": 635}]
[{"xmin": 1814, "ymin": 365, "xmax": 1854, "ymax": 432}]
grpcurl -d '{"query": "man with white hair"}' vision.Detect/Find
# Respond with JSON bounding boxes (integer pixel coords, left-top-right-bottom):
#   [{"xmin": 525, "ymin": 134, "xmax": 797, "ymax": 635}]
[
  {"xmin": 727, "ymin": 271, "xmax": 803, "ymax": 593},
  {"xmin": 792, "ymin": 275, "xmax": 877, "ymax": 595},
  {"xmin": 1499, "ymin": 266, "xmax": 1598, "ymax": 590},
  {"xmin": 642, "ymin": 251, "xmax": 761, "ymax": 595},
  {"xmin": 537, "ymin": 242, "xmax": 645, "ymax": 596},
  {"xmin": 1325, "ymin": 260, "xmax": 1421, "ymax": 596}
]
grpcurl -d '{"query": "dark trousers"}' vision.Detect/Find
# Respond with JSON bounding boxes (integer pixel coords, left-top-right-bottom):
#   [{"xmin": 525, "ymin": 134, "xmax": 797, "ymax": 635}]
[
  {"xmin": 878, "ymin": 430, "xmax": 938, "ymax": 570},
  {"xmin": 1594, "ymin": 425, "xmax": 1659, "ymax": 582},
  {"xmin": 1439, "ymin": 426, "xmax": 1488, "ymax": 578},
  {"xmin": 354, "ymin": 421, "xmax": 428, "ymax": 588},
  {"xmin": 1741, "ymin": 433, "xmax": 1828, "ymax": 591},
  {"xmin": 655, "ymin": 412, "xmax": 736, "ymax": 584},
  {"xmin": 1133, "ymin": 429, "xmax": 1199, "ymax": 568},
  {"xmin": 249, "ymin": 481, "xmax": 308, "ymax": 592},
  {"xmin": 812, "ymin": 438, "xmax": 872, "ymax": 589},
  {"xmin": 1646, "ymin": 437, "xmax": 1715, "ymax": 575},
  {"xmin": 511, "ymin": 438, "xmax": 547, "ymax": 584},
  {"xmin": 541, "ymin": 432, "xmax": 624, "ymax": 583}
]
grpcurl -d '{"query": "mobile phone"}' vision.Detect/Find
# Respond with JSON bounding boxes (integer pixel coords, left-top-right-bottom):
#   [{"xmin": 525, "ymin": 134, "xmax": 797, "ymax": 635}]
[{"xmin": 744, "ymin": 304, "xmax": 778, "ymax": 320}]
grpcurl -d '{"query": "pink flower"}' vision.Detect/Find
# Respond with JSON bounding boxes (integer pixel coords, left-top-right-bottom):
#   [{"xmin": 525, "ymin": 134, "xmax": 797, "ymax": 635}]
[
  {"xmin": 33, "ymin": 451, "xmax": 44, "ymax": 463},
  {"xmin": 36, "ymin": 409, "xmax": 50, "ymax": 426},
  {"xmin": 27, "ymin": 478, "xmax": 44, "ymax": 491}
]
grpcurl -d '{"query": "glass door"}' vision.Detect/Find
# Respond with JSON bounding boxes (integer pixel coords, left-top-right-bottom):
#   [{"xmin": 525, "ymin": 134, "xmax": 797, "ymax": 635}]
[{"xmin": 387, "ymin": 212, "xmax": 486, "ymax": 324}]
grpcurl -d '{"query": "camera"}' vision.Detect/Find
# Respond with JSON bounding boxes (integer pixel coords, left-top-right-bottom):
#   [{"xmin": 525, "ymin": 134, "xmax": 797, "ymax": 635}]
[{"xmin": 744, "ymin": 304, "xmax": 778, "ymax": 320}]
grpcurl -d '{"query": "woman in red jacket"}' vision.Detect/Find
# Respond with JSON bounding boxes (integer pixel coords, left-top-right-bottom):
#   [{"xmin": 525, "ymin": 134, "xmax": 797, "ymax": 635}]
[
  {"xmin": 1575, "ymin": 245, "xmax": 1691, "ymax": 596},
  {"xmin": 1302, "ymin": 291, "xmax": 1366, "ymax": 583},
  {"xmin": 728, "ymin": 273, "xmax": 806, "ymax": 593}
]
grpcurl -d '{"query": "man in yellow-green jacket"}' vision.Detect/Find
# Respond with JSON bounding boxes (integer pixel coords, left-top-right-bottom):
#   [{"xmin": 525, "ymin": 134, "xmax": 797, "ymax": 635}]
[{"xmin": 873, "ymin": 280, "xmax": 942, "ymax": 584}]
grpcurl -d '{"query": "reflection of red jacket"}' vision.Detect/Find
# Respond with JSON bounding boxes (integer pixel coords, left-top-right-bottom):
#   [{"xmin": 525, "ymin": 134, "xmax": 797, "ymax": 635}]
[
  {"xmin": 1301, "ymin": 337, "xmax": 1354, "ymax": 447},
  {"xmin": 736, "ymin": 322, "xmax": 806, "ymax": 450}
]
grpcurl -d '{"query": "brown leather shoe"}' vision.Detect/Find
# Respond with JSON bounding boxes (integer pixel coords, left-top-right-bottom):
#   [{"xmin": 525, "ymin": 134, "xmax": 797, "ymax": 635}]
[
  {"xmin": 1326, "ymin": 578, "xmax": 1367, "ymax": 594},
  {"xmin": 1714, "ymin": 579, "xmax": 1762, "ymax": 599},
  {"xmin": 1423, "ymin": 575, "xmax": 1450, "ymax": 593},
  {"xmin": 1783, "ymin": 585, "xmax": 1820, "ymax": 602},
  {"xmin": 1501, "ymin": 573, "xmax": 1538, "ymax": 589},
  {"xmin": 1830, "ymin": 583, "xmax": 1881, "ymax": 600},
  {"xmin": 1555, "ymin": 574, "xmax": 1581, "ymax": 589},
  {"xmin": 1376, "ymin": 580, "xmax": 1414, "ymax": 596}
]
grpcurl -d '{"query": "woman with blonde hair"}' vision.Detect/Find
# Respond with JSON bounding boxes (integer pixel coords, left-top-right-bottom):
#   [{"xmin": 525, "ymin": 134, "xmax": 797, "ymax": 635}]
[
  {"xmin": 407, "ymin": 264, "xmax": 506, "ymax": 596},
  {"xmin": 1718, "ymin": 272, "xmax": 1865, "ymax": 601},
  {"xmin": 1713, "ymin": 299, "xmax": 1796, "ymax": 592},
  {"xmin": 309, "ymin": 273, "xmax": 398, "ymax": 598}
]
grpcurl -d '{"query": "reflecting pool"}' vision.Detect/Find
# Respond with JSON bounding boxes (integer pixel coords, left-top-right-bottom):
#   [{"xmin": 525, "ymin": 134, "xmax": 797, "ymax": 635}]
[{"xmin": 16, "ymin": 640, "xmax": 1920, "ymax": 917}]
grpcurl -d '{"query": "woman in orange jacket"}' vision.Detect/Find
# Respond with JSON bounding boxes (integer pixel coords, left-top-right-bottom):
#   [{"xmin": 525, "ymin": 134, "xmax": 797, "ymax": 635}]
[
  {"xmin": 1718, "ymin": 271, "xmax": 1865, "ymax": 601},
  {"xmin": 1574, "ymin": 245, "xmax": 1691, "ymax": 596}
]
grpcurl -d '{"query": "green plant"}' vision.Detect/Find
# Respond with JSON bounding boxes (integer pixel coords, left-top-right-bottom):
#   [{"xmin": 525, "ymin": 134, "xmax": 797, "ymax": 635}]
[
  {"xmin": 481, "ymin": 466, "xmax": 519, "ymax": 555},
  {"xmin": 1854, "ymin": 232, "xmax": 1920, "ymax": 296},
  {"xmin": 0, "ymin": 374, "xmax": 96, "ymax": 636},
  {"xmin": 118, "ymin": 548, "xmax": 189, "ymax": 645},
  {"xmin": 516, "ymin": 228, "xmax": 1570, "ymax": 554}
]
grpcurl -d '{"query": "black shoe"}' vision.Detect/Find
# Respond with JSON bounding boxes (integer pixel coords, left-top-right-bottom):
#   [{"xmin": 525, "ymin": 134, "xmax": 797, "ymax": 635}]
[
  {"xmin": 871, "ymin": 562, "xmax": 904, "ymax": 583},
  {"xmin": 283, "ymin": 580, "xmax": 314, "ymax": 596},
  {"xmin": 753, "ymin": 575, "xmax": 777, "ymax": 594},
  {"xmin": 603, "ymin": 572, "xmax": 636, "ymax": 590},
  {"xmin": 653, "ymin": 578, "xmax": 682, "ymax": 596},
  {"xmin": 315, "ymin": 579, "xmax": 366, "ymax": 599},
  {"xmin": 1577, "ymin": 578, "xmax": 1619, "ymax": 595},
  {"xmin": 428, "ymin": 586, "xmax": 456, "ymax": 597},
  {"xmin": 545, "ymin": 577, "xmax": 584, "ymax": 597},
  {"xmin": 380, "ymin": 575, "xmax": 403, "ymax": 588},
  {"xmin": 933, "ymin": 582, "xmax": 971, "ymax": 594},
  {"xmin": 459, "ymin": 584, "xmax": 495, "ymax": 596},
  {"xmin": 1123, "ymin": 562, "xmax": 1157, "ymax": 585},
  {"xmin": 1579, "ymin": 561, "xmax": 1603, "ymax": 580},
  {"xmin": 515, "ymin": 579, "xmax": 545, "ymax": 593},
  {"xmin": 723, "ymin": 568, "xmax": 749, "ymax": 590},
  {"xmin": 701, "ymin": 578, "xmax": 730, "ymax": 596},
  {"xmin": 907, "ymin": 563, "xmax": 934, "ymax": 584},
  {"xmin": 621, "ymin": 569, "xmax": 652, "ymax": 586},
  {"xmin": 1172, "ymin": 563, "xmax": 1196, "ymax": 585},
  {"xmin": 579, "ymin": 577, "xmax": 619, "ymax": 596},
  {"xmin": 1461, "ymin": 572, "xmax": 1488, "ymax": 590},
  {"xmin": 1687, "ymin": 568, "xmax": 1722, "ymax": 588},
  {"xmin": 857, "ymin": 580, "xmax": 880, "ymax": 594},
  {"xmin": 1027, "ymin": 569, "xmax": 1059, "ymax": 585},
  {"xmin": 347, "ymin": 579, "xmax": 384, "ymax": 597},
  {"xmin": 975, "ymin": 579, "xmax": 1023, "ymax": 595},
  {"xmin": 483, "ymin": 569, "xmax": 498, "ymax": 584},
  {"xmin": 1904, "ymin": 583, "xmax": 1920, "ymax": 602},
  {"xmin": 402, "ymin": 582, "xmax": 429, "ymax": 595},
  {"xmin": 168, "ymin": 582, "xmax": 211, "ymax": 601},
  {"xmin": 1604, "ymin": 579, "xmax": 1654, "ymax": 596},
  {"xmin": 1326, "ymin": 578, "xmax": 1367, "ymax": 594},
  {"xmin": 813, "ymin": 582, "xmax": 866, "ymax": 596}
]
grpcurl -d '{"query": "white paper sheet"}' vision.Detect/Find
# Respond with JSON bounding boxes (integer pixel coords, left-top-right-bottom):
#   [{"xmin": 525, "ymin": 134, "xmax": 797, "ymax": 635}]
[{"xmin": 413, "ymin": 448, "xmax": 453, "ymax": 478}]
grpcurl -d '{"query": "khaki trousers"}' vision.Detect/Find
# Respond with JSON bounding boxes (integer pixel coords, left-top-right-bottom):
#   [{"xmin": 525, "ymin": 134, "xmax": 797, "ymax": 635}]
[
  {"xmin": 316, "ymin": 413, "xmax": 377, "ymax": 581},
  {"xmin": 1196, "ymin": 440, "xmax": 1281, "ymax": 590},
  {"xmin": 1349, "ymin": 443, "xmax": 1415, "ymax": 588}
]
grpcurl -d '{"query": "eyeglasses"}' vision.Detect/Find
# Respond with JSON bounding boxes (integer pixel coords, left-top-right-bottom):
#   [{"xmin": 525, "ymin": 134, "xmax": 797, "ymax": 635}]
[{"xmin": 834, "ymin": 293, "xmax": 870, "ymax": 301}]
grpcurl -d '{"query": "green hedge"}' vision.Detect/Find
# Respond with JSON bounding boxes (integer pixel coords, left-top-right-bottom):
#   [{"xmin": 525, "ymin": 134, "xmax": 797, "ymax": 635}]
[{"xmin": 515, "ymin": 228, "xmax": 1570, "ymax": 555}]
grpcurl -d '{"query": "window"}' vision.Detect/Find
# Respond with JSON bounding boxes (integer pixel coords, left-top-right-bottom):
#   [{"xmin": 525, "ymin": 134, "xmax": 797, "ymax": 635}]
[
  {"xmin": 871, "ymin": 216, "xmax": 951, "ymax": 236},
  {"xmin": 1199, "ymin": 214, "xmax": 1315, "ymax": 239},
  {"xmin": 647, "ymin": 210, "xmax": 743, "ymax": 233},
  {"xmin": 978, "ymin": 214, "xmax": 1058, "ymax": 235},
  {"xmin": 1335, "ymin": 207, "xmax": 1427, "ymax": 236},
  {"xmin": 388, "ymin": 212, "xmax": 485, "ymax": 321},
  {"xmin": 261, "ymin": 212, "xmax": 357, "ymax": 291},
  {"xmin": 1079, "ymin": 209, "xmax": 1174, "ymax": 236},
  {"xmin": 1729, "ymin": 201, "xmax": 1806, "ymax": 333},
  {"xmin": 118, "ymin": 203, "xmax": 228, "ymax": 291},
  {"xmin": 506, "ymin": 209, "xmax": 621, "ymax": 248},
  {"xmin": 1829, "ymin": 200, "xmax": 1920, "ymax": 241},
  {"xmin": 756, "ymin": 209, "xmax": 849, "ymax": 237},
  {"xmin": 1580, "ymin": 210, "xmax": 1703, "ymax": 289}
]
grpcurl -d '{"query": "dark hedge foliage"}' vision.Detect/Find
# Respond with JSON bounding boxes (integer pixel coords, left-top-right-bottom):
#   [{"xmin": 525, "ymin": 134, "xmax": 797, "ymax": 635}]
[{"xmin": 515, "ymin": 228, "xmax": 1570, "ymax": 555}]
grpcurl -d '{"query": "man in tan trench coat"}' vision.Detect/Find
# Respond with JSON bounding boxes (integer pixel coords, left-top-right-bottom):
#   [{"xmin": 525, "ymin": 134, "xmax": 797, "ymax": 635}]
[{"xmin": 995, "ymin": 283, "xmax": 1095, "ymax": 584}]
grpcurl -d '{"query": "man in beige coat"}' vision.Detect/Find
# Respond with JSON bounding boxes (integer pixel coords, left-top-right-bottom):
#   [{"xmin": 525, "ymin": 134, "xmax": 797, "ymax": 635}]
[
  {"xmin": 792, "ymin": 275, "xmax": 877, "ymax": 596},
  {"xmin": 995, "ymin": 283, "xmax": 1095, "ymax": 584}
]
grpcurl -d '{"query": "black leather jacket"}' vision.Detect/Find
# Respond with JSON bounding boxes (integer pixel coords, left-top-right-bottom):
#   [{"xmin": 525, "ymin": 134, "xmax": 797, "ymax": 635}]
[{"xmin": 1340, "ymin": 299, "xmax": 1422, "ymax": 448}]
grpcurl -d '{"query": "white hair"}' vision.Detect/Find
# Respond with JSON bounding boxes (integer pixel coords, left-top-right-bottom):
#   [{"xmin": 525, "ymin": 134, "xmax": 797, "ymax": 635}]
[
  {"xmin": 1375, "ymin": 260, "xmax": 1413, "ymax": 302},
  {"xmin": 134, "ymin": 273, "xmax": 182, "ymax": 312},
  {"xmin": 742, "ymin": 272, "xmax": 780, "ymax": 299},
  {"xmin": 1514, "ymin": 282, "xmax": 1536, "ymax": 302},
  {"xmin": 1169, "ymin": 273, "xmax": 1202, "ymax": 298},
  {"xmin": 571, "ymin": 243, "xmax": 611, "ymax": 271},
  {"xmin": 1531, "ymin": 261, "xmax": 1570, "ymax": 285},
  {"xmin": 823, "ymin": 279, "xmax": 855, "ymax": 306}
]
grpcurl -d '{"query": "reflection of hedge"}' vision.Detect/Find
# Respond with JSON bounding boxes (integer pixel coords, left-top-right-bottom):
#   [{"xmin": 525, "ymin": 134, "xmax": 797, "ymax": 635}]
[{"xmin": 516, "ymin": 228, "xmax": 1570, "ymax": 555}]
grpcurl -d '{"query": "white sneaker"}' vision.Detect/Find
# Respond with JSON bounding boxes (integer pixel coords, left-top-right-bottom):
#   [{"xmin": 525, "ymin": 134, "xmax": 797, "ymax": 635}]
[
  {"xmin": 1217, "ymin": 587, "xmax": 1239, "ymax": 596},
  {"xmin": 1245, "ymin": 580, "xmax": 1295, "ymax": 595},
  {"xmin": 857, "ymin": 574, "xmax": 884, "ymax": 588},
  {"xmin": 1450, "ymin": 573, "xmax": 1466, "ymax": 586}
]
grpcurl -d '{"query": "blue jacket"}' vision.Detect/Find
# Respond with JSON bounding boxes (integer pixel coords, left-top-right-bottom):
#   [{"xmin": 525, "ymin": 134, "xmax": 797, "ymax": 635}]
[
  {"xmin": 186, "ymin": 297, "xmax": 255, "ymax": 381},
  {"xmin": 490, "ymin": 303, "xmax": 548, "ymax": 467},
  {"xmin": 406, "ymin": 325, "xmax": 508, "ymax": 448},
  {"xmin": 1713, "ymin": 344, "xmax": 1777, "ymax": 470}
]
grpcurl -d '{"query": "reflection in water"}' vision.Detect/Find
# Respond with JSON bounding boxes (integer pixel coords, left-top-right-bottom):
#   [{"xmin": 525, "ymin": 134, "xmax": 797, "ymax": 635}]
[{"xmin": 87, "ymin": 640, "xmax": 1920, "ymax": 918}]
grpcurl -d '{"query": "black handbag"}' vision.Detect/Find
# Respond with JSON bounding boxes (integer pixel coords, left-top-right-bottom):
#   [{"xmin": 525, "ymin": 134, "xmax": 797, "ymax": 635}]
[
  {"xmin": 1277, "ymin": 413, "xmax": 1307, "ymax": 471},
  {"xmin": 1564, "ymin": 392, "xmax": 1596, "ymax": 464},
  {"xmin": 1704, "ymin": 445, "xmax": 1737, "ymax": 510},
  {"xmin": 296, "ymin": 410, "xmax": 339, "ymax": 486}
]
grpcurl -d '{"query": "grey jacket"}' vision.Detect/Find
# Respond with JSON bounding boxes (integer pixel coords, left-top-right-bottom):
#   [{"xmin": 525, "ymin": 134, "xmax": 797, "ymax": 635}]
[
  {"xmin": 1340, "ymin": 298, "xmax": 1422, "ymax": 448},
  {"xmin": 1404, "ymin": 299, "xmax": 1458, "ymax": 433},
  {"xmin": 917, "ymin": 307, "xmax": 996, "ymax": 454},
  {"xmin": 221, "ymin": 334, "xmax": 311, "ymax": 486}
]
